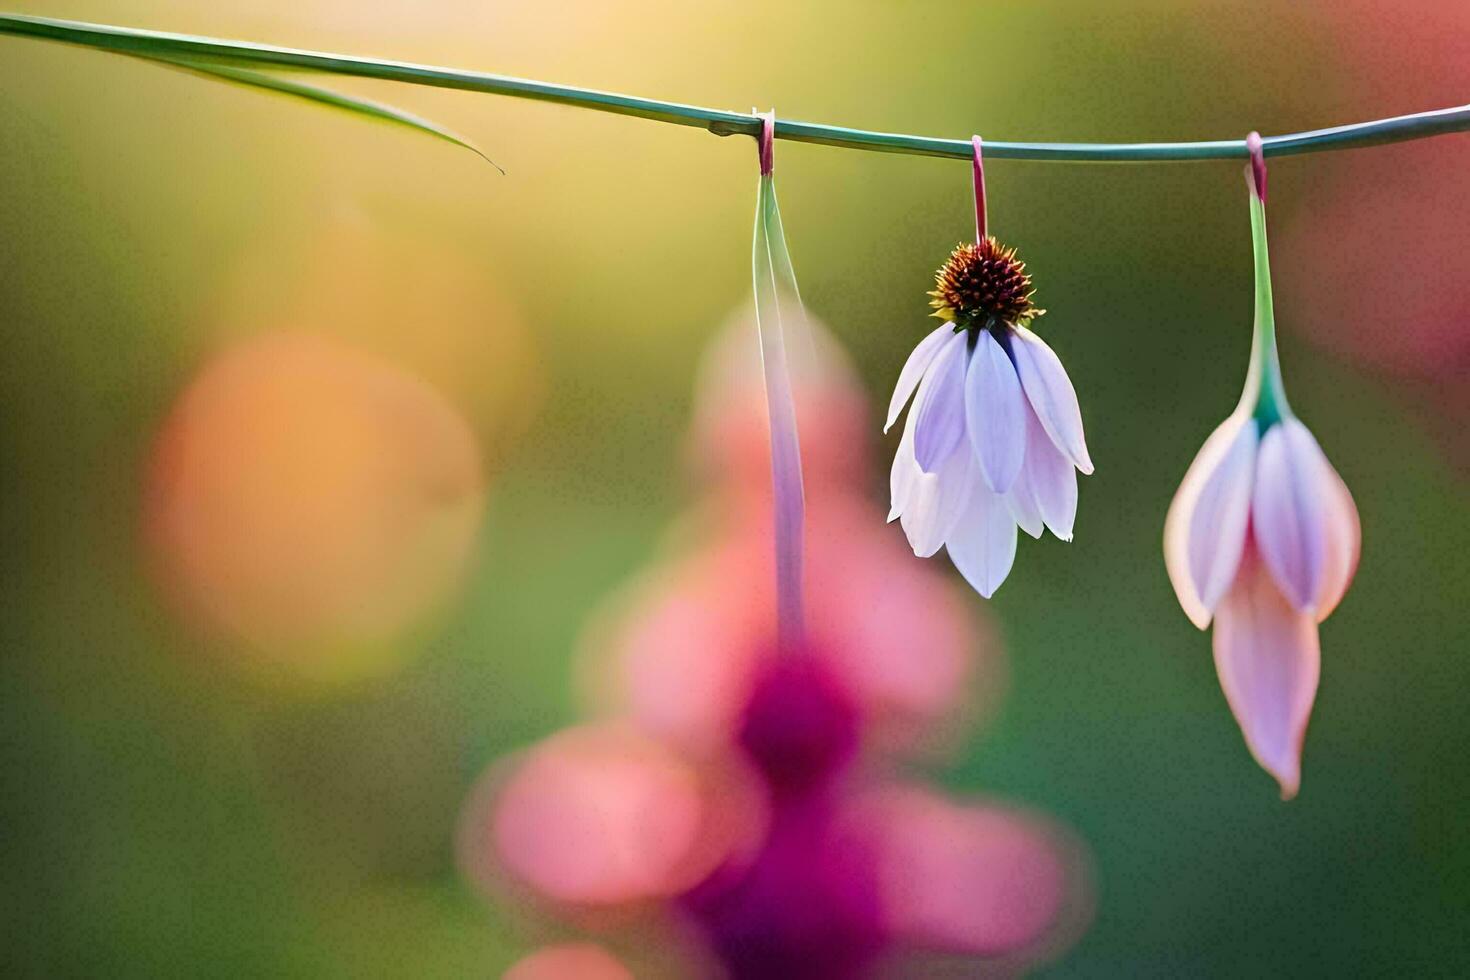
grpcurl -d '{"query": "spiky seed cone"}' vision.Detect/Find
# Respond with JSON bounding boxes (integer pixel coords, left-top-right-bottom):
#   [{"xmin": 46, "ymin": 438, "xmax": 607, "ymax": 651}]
[{"xmin": 928, "ymin": 237, "xmax": 1044, "ymax": 331}]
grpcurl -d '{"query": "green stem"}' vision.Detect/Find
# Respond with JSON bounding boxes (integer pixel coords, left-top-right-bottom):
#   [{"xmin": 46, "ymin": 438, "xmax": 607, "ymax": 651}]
[
  {"xmin": 3, "ymin": 13, "xmax": 1470, "ymax": 163},
  {"xmin": 1241, "ymin": 190, "xmax": 1290, "ymax": 425}
]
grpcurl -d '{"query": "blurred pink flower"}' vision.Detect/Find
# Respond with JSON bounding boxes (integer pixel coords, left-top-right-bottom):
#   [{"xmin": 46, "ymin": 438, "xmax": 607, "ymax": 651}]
[
  {"xmin": 462, "ymin": 306, "xmax": 1090, "ymax": 974},
  {"xmin": 578, "ymin": 491, "xmax": 998, "ymax": 758}
]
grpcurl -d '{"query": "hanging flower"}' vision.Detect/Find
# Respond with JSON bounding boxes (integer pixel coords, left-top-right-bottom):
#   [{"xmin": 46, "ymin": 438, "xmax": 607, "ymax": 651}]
[
  {"xmin": 1164, "ymin": 134, "xmax": 1361, "ymax": 799},
  {"xmin": 887, "ymin": 237, "xmax": 1093, "ymax": 597}
]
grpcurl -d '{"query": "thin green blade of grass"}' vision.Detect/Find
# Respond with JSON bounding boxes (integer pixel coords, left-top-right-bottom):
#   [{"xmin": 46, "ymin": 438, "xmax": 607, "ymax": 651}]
[{"xmin": 134, "ymin": 53, "xmax": 502, "ymax": 172}]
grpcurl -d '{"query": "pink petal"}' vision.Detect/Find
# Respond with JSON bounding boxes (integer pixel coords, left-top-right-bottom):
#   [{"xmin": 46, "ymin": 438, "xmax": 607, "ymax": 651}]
[
  {"xmin": 1212, "ymin": 549, "xmax": 1321, "ymax": 800},
  {"xmin": 849, "ymin": 785, "xmax": 1080, "ymax": 958},
  {"xmin": 901, "ymin": 445, "xmax": 976, "ymax": 558},
  {"xmin": 885, "ymin": 323, "xmax": 955, "ymax": 433},
  {"xmin": 1164, "ymin": 414, "xmax": 1251, "ymax": 629},
  {"xmin": 1186, "ymin": 417, "xmax": 1259, "ymax": 613},
  {"xmin": 1009, "ymin": 326, "xmax": 1093, "ymax": 475},
  {"xmin": 965, "ymin": 330, "xmax": 1027, "ymax": 493},
  {"xmin": 1314, "ymin": 460, "xmax": 1361, "ymax": 622},
  {"xmin": 488, "ymin": 726, "xmax": 713, "ymax": 903},
  {"xmin": 1021, "ymin": 400, "xmax": 1077, "ymax": 542},
  {"xmin": 1251, "ymin": 419, "xmax": 1332, "ymax": 612},
  {"xmin": 912, "ymin": 332, "xmax": 968, "ymax": 473},
  {"xmin": 945, "ymin": 482, "xmax": 1018, "ymax": 598}
]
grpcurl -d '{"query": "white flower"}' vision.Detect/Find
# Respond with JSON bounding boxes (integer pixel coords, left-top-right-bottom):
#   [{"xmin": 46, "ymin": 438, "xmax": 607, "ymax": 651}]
[{"xmin": 886, "ymin": 313, "xmax": 1092, "ymax": 598}]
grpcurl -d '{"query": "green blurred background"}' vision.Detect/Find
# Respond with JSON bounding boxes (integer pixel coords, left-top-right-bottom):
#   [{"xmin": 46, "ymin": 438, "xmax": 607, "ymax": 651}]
[{"xmin": 2, "ymin": 0, "xmax": 1467, "ymax": 975}]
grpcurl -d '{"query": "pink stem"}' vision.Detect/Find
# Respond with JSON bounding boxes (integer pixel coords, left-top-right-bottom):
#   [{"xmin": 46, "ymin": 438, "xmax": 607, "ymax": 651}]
[
  {"xmin": 1246, "ymin": 131, "xmax": 1267, "ymax": 201},
  {"xmin": 760, "ymin": 112, "xmax": 775, "ymax": 176},
  {"xmin": 972, "ymin": 135, "xmax": 987, "ymax": 241}
]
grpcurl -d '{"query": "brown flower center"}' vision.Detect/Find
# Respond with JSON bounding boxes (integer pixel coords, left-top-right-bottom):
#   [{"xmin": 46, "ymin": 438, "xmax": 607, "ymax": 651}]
[{"xmin": 928, "ymin": 237, "xmax": 1043, "ymax": 330}]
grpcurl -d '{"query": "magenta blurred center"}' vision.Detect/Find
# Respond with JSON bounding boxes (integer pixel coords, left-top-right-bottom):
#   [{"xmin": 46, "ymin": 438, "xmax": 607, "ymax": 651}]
[{"xmin": 737, "ymin": 654, "xmax": 861, "ymax": 795}]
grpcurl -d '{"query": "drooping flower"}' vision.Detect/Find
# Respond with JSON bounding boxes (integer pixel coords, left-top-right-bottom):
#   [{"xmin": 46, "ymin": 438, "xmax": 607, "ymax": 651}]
[
  {"xmin": 1164, "ymin": 135, "xmax": 1361, "ymax": 799},
  {"xmin": 887, "ymin": 237, "xmax": 1093, "ymax": 597}
]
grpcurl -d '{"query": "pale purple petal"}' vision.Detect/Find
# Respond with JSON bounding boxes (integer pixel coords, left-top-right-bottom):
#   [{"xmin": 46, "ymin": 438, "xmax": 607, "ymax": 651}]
[
  {"xmin": 901, "ymin": 445, "xmax": 976, "ymax": 558},
  {"xmin": 965, "ymin": 330, "xmax": 1027, "ymax": 494},
  {"xmin": 1164, "ymin": 413, "xmax": 1251, "ymax": 630},
  {"xmin": 1186, "ymin": 417, "xmax": 1259, "ymax": 613},
  {"xmin": 1004, "ymin": 459, "xmax": 1045, "ymax": 540},
  {"xmin": 1212, "ymin": 547, "xmax": 1321, "ymax": 800},
  {"xmin": 1009, "ymin": 325, "xmax": 1093, "ymax": 475},
  {"xmin": 888, "ymin": 402, "xmax": 921, "ymax": 523},
  {"xmin": 945, "ymin": 482, "xmax": 1018, "ymax": 598},
  {"xmin": 885, "ymin": 323, "xmax": 955, "ymax": 433},
  {"xmin": 1251, "ymin": 419, "xmax": 1332, "ymax": 612},
  {"xmin": 1021, "ymin": 401, "xmax": 1078, "ymax": 542},
  {"xmin": 1314, "ymin": 461, "xmax": 1360, "ymax": 622},
  {"xmin": 912, "ymin": 333, "xmax": 969, "ymax": 473}
]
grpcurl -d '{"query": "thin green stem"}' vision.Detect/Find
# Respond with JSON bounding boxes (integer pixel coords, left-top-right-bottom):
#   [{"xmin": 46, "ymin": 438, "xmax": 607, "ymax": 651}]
[
  {"xmin": 1242, "ymin": 190, "xmax": 1290, "ymax": 425},
  {"xmin": 3, "ymin": 13, "xmax": 1469, "ymax": 163}
]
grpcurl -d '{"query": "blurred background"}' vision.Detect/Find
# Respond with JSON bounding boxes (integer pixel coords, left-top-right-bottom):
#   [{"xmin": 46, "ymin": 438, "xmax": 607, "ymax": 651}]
[{"xmin": 1, "ymin": 0, "xmax": 1467, "ymax": 975}]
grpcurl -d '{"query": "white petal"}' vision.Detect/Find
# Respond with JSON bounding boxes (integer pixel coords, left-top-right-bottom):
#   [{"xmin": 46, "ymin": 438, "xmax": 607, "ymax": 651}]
[
  {"xmin": 885, "ymin": 323, "xmax": 955, "ymax": 433},
  {"xmin": 1186, "ymin": 418, "xmax": 1259, "ymax": 613},
  {"xmin": 1314, "ymin": 461, "xmax": 1360, "ymax": 622},
  {"xmin": 1212, "ymin": 547, "xmax": 1321, "ymax": 800},
  {"xmin": 1164, "ymin": 413, "xmax": 1251, "ymax": 629},
  {"xmin": 1251, "ymin": 419, "xmax": 1332, "ymax": 613},
  {"xmin": 912, "ymin": 333, "xmax": 969, "ymax": 473},
  {"xmin": 1004, "ymin": 458, "xmax": 1045, "ymax": 540},
  {"xmin": 1009, "ymin": 326, "xmax": 1093, "ymax": 475},
  {"xmin": 901, "ymin": 445, "xmax": 976, "ymax": 558},
  {"xmin": 945, "ymin": 483, "xmax": 1018, "ymax": 598},
  {"xmin": 965, "ymin": 330, "xmax": 1027, "ymax": 494},
  {"xmin": 1021, "ymin": 401, "xmax": 1078, "ymax": 542},
  {"xmin": 888, "ymin": 401, "xmax": 921, "ymax": 523}
]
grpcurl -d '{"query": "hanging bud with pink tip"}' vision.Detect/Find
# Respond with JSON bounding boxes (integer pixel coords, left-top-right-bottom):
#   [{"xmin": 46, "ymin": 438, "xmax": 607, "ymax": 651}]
[{"xmin": 1164, "ymin": 133, "xmax": 1361, "ymax": 800}]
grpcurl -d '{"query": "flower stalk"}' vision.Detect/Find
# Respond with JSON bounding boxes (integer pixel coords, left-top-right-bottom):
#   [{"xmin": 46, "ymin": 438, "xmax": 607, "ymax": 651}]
[{"xmin": 1240, "ymin": 133, "xmax": 1290, "ymax": 427}]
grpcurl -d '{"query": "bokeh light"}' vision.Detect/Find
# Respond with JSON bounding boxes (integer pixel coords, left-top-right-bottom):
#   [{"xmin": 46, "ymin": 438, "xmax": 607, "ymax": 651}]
[
  {"xmin": 502, "ymin": 944, "xmax": 633, "ymax": 980},
  {"xmin": 143, "ymin": 331, "xmax": 485, "ymax": 679},
  {"xmin": 459, "ymin": 723, "xmax": 765, "ymax": 913}
]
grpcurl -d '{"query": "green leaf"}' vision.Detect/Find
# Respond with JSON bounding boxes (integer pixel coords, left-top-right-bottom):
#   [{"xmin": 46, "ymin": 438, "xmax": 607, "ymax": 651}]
[
  {"xmin": 751, "ymin": 170, "xmax": 808, "ymax": 645},
  {"xmin": 130, "ymin": 53, "xmax": 502, "ymax": 172}
]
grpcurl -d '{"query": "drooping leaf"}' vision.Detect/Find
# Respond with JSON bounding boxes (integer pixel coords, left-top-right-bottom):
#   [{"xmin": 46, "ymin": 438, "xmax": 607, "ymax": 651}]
[
  {"xmin": 752, "ymin": 169, "xmax": 808, "ymax": 647},
  {"xmin": 131, "ymin": 53, "xmax": 502, "ymax": 172}
]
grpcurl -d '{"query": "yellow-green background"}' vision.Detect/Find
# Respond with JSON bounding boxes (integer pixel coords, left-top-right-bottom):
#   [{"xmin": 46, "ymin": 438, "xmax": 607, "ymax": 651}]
[{"xmin": 2, "ymin": 1, "xmax": 1467, "ymax": 975}]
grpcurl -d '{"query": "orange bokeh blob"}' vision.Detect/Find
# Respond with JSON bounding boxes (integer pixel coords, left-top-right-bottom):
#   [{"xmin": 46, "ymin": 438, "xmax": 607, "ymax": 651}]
[{"xmin": 143, "ymin": 332, "xmax": 485, "ymax": 678}]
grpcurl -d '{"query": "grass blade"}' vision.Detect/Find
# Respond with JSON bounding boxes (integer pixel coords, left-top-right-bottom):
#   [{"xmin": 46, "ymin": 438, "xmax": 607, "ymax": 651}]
[{"xmin": 131, "ymin": 53, "xmax": 502, "ymax": 172}]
